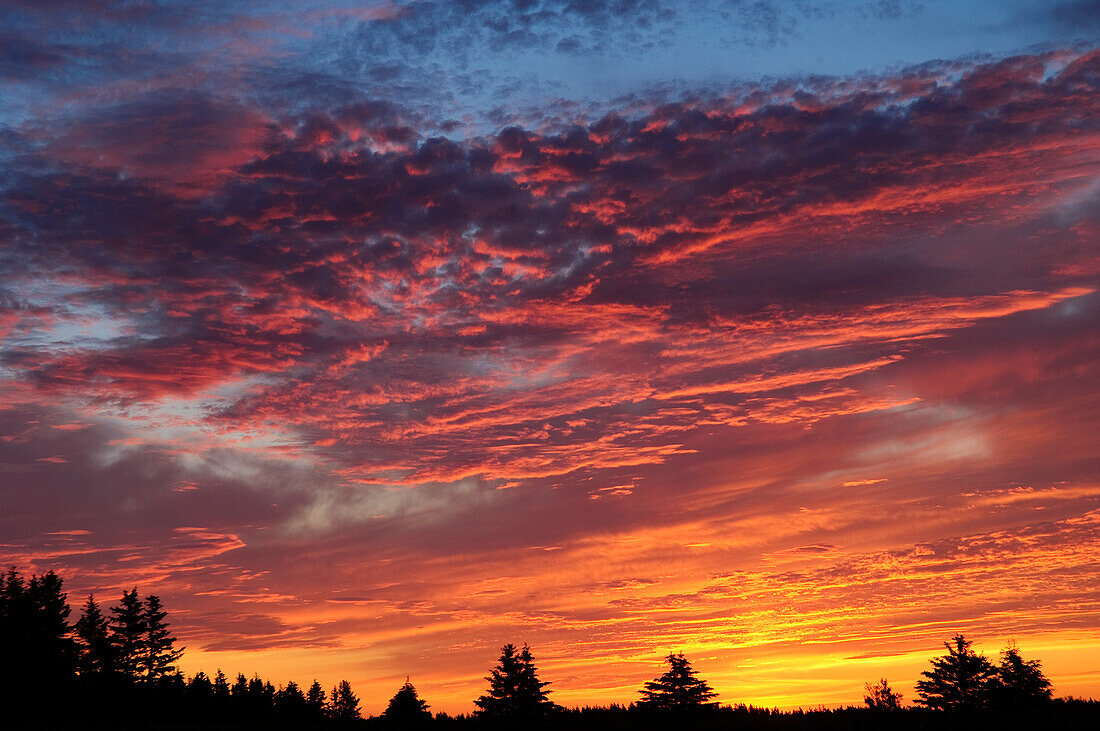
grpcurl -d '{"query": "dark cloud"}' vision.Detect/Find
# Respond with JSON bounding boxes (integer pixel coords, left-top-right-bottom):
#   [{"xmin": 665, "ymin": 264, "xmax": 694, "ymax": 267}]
[{"xmin": 1041, "ymin": 0, "xmax": 1100, "ymax": 33}]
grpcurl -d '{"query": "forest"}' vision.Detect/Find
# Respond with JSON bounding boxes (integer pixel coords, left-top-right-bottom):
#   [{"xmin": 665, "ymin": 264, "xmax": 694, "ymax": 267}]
[{"xmin": 1, "ymin": 566, "xmax": 1096, "ymax": 729}]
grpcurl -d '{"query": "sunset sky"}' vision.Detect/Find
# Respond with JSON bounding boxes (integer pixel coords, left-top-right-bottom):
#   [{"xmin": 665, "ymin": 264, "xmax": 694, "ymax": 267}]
[{"xmin": 2, "ymin": 0, "xmax": 1099, "ymax": 714}]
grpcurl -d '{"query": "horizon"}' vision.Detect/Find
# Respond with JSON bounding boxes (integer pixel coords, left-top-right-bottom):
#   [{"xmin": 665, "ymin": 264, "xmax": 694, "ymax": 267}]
[{"xmin": 1, "ymin": 0, "xmax": 1099, "ymax": 717}]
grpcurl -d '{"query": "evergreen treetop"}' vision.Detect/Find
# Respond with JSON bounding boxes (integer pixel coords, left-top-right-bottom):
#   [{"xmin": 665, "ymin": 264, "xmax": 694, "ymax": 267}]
[
  {"xmin": 475, "ymin": 643, "xmax": 557, "ymax": 716},
  {"xmin": 990, "ymin": 643, "xmax": 1053, "ymax": 708},
  {"xmin": 75, "ymin": 595, "xmax": 115, "ymax": 676},
  {"xmin": 863, "ymin": 677, "xmax": 903, "ymax": 710},
  {"xmin": 915, "ymin": 634, "xmax": 997, "ymax": 710},
  {"xmin": 383, "ymin": 678, "xmax": 432, "ymax": 720},
  {"xmin": 110, "ymin": 588, "xmax": 147, "ymax": 681},
  {"xmin": 144, "ymin": 594, "xmax": 184, "ymax": 682},
  {"xmin": 636, "ymin": 652, "xmax": 718, "ymax": 711},
  {"xmin": 330, "ymin": 679, "xmax": 361, "ymax": 721}
]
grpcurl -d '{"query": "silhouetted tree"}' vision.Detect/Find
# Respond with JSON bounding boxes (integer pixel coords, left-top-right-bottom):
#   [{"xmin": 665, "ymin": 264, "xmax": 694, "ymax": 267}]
[
  {"xmin": 990, "ymin": 643, "xmax": 1053, "ymax": 708},
  {"xmin": 330, "ymin": 679, "xmax": 361, "ymax": 721},
  {"xmin": 916, "ymin": 634, "xmax": 996, "ymax": 710},
  {"xmin": 863, "ymin": 677, "xmax": 903, "ymax": 710},
  {"xmin": 0, "ymin": 568, "xmax": 33, "ymax": 693},
  {"xmin": 307, "ymin": 680, "xmax": 327, "ymax": 719},
  {"xmin": 636, "ymin": 653, "xmax": 718, "ymax": 711},
  {"xmin": 75, "ymin": 595, "xmax": 116, "ymax": 677},
  {"xmin": 143, "ymin": 594, "xmax": 183, "ymax": 682},
  {"xmin": 188, "ymin": 671, "xmax": 214, "ymax": 699},
  {"xmin": 276, "ymin": 680, "xmax": 310, "ymax": 719},
  {"xmin": 475, "ymin": 643, "xmax": 556, "ymax": 716},
  {"xmin": 383, "ymin": 678, "xmax": 432, "ymax": 721},
  {"xmin": 517, "ymin": 644, "xmax": 557, "ymax": 713},
  {"xmin": 23, "ymin": 571, "xmax": 73, "ymax": 692},
  {"xmin": 29, "ymin": 570, "xmax": 76, "ymax": 679},
  {"xmin": 213, "ymin": 669, "xmax": 230, "ymax": 698},
  {"xmin": 242, "ymin": 674, "xmax": 275, "ymax": 715},
  {"xmin": 231, "ymin": 672, "xmax": 249, "ymax": 697},
  {"xmin": 110, "ymin": 588, "xmax": 146, "ymax": 681},
  {"xmin": 263, "ymin": 680, "xmax": 278, "ymax": 709}
]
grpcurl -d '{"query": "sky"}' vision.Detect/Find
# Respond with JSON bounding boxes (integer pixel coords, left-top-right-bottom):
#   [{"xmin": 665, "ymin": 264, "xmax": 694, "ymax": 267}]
[{"xmin": 1, "ymin": 0, "xmax": 1099, "ymax": 714}]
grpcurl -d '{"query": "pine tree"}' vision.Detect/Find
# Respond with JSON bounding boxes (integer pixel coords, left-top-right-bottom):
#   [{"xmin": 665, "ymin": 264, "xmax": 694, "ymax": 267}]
[
  {"xmin": 330, "ymin": 679, "xmax": 361, "ymax": 721},
  {"xmin": 516, "ymin": 644, "xmax": 557, "ymax": 713},
  {"xmin": 231, "ymin": 672, "xmax": 249, "ymax": 697},
  {"xmin": 382, "ymin": 678, "xmax": 432, "ymax": 721},
  {"xmin": 247, "ymin": 674, "xmax": 274, "ymax": 714},
  {"xmin": 109, "ymin": 588, "xmax": 146, "ymax": 681},
  {"xmin": 0, "ymin": 568, "xmax": 33, "ymax": 693},
  {"xmin": 306, "ymin": 680, "xmax": 327, "ymax": 719},
  {"xmin": 75, "ymin": 595, "xmax": 116, "ymax": 677},
  {"xmin": 143, "ymin": 594, "xmax": 183, "ymax": 682},
  {"xmin": 188, "ymin": 671, "xmax": 214, "ymax": 698},
  {"xmin": 28, "ymin": 570, "xmax": 76, "ymax": 682},
  {"xmin": 213, "ymin": 669, "xmax": 230, "ymax": 698},
  {"xmin": 863, "ymin": 677, "xmax": 903, "ymax": 710},
  {"xmin": 276, "ymin": 680, "xmax": 309, "ymax": 718},
  {"xmin": 990, "ymin": 643, "xmax": 1053, "ymax": 708},
  {"xmin": 915, "ymin": 635, "xmax": 997, "ymax": 710},
  {"xmin": 636, "ymin": 653, "xmax": 718, "ymax": 711},
  {"xmin": 475, "ymin": 643, "xmax": 556, "ymax": 716}
]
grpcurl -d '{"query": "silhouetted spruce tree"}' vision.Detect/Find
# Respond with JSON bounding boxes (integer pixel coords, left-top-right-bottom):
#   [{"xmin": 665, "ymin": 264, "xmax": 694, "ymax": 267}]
[
  {"xmin": 475, "ymin": 643, "xmax": 523, "ymax": 715},
  {"xmin": 990, "ymin": 643, "xmax": 1053, "ymax": 708},
  {"xmin": 517, "ymin": 644, "xmax": 557, "ymax": 713},
  {"xmin": 330, "ymin": 679, "xmax": 361, "ymax": 721},
  {"xmin": 109, "ymin": 588, "xmax": 147, "ymax": 681},
  {"xmin": 188, "ymin": 671, "xmax": 214, "ymax": 699},
  {"xmin": 244, "ymin": 674, "xmax": 275, "ymax": 716},
  {"xmin": 863, "ymin": 678, "xmax": 903, "ymax": 710},
  {"xmin": 213, "ymin": 669, "xmax": 230, "ymax": 698},
  {"xmin": 143, "ymin": 594, "xmax": 183, "ymax": 682},
  {"xmin": 475, "ymin": 643, "xmax": 556, "ymax": 716},
  {"xmin": 276, "ymin": 680, "xmax": 310, "ymax": 719},
  {"xmin": 231, "ymin": 672, "xmax": 249, "ymax": 697},
  {"xmin": 915, "ymin": 635, "xmax": 997, "ymax": 710},
  {"xmin": 636, "ymin": 653, "xmax": 718, "ymax": 711},
  {"xmin": 306, "ymin": 680, "xmax": 327, "ymax": 719},
  {"xmin": 28, "ymin": 570, "xmax": 77, "ymax": 683},
  {"xmin": 75, "ymin": 595, "xmax": 116, "ymax": 677},
  {"xmin": 0, "ymin": 568, "xmax": 33, "ymax": 693},
  {"xmin": 382, "ymin": 678, "xmax": 432, "ymax": 721}
]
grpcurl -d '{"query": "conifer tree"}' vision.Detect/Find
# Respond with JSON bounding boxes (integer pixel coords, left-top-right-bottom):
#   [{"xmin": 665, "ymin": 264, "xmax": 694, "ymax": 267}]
[
  {"xmin": 475, "ymin": 643, "xmax": 556, "ymax": 716},
  {"xmin": 28, "ymin": 570, "xmax": 76, "ymax": 682},
  {"xmin": 75, "ymin": 595, "xmax": 115, "ymax": 677},
  {"xmin": 143, "ymin": 594, "xmax": 183, "ymax": 682},
  {"xmin": 990, "ymin": 643, "xmax": 1053, "ymax": 708},
  {"xmin": 213, "ymin": 669, "xmax": 231, "ymax": 698},
  {"xmin": 382, "ymin": 678, "xmax": 432, "ymax": 721},
  {"xmin": 109, "ymin": 588, "xmax": 146, "ymax": 681},
  {"xmin": 915, "ymin": 635, "xmax": 997, "ymax": 710},
  {"xmin": 636, "ymin": 653, "xmax": 718, "ymax": 711},
  {"xmin": 276, "ymin": 680, "xmax": 309, "ymax": 718},
  {"xmin": 0, "ymin": 568, "xmax": 32, "ymax": 692},
  {"xmin": 330, "ymin": 679, "xmax": 361, "ymax": 721},
  {"xmin": 517, "ymin": 644, "xmax": 557, "ymax": 712},
  {"xmin": 863, "ymin": 678, "xmax": 903, "ymax": 710},
  {"xmin": 306, "ymin": 680, "xmax": 327, "ymax": 719},
  {"xmin": 188, "ymin": 671, "xmax": 214, "ymax": 698},
  {"xmin": 231, "ymin": 672, "xmax": 249, "ymax": 695}
]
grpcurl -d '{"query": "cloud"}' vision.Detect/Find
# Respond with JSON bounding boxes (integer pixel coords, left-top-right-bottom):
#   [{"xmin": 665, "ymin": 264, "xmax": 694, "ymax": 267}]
[
  {"xmin": 1040, "ymin": 0, "xmax": 1100, "ymax": 34},
  {"xmin": 1, "ymin": 43, "xmax": 1098, "ymax": 711}
]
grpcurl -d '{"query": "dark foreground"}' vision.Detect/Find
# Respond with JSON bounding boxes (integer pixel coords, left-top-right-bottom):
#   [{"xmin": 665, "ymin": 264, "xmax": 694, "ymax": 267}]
[{"xmin": 20, "ymin": 701, "xmax": 1100, "ymax": 731}]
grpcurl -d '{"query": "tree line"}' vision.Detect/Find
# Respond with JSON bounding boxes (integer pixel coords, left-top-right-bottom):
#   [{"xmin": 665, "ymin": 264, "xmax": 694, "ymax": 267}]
[{"xmin": 0, "ymin": 566, "xmax": 1093, "ymax": 728}]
